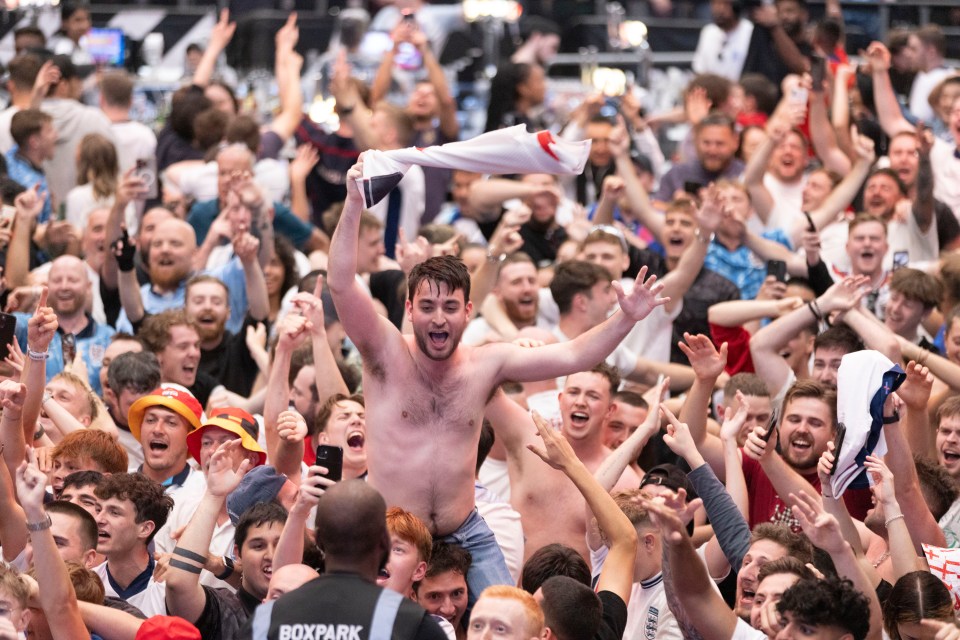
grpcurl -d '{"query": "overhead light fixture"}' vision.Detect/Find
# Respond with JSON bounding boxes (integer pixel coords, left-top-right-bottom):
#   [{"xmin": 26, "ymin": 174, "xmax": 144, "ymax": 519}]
[
  {"xmin": 463, "ymin": 0, "xmax": 521, "ymax": 23},
  {"xmin": 619, "ymin": 21, "xmax": 648, "ymax": 48},
  {"xmin": 592, "ymin": 67, "xmax": 627, "ymax": 97}
]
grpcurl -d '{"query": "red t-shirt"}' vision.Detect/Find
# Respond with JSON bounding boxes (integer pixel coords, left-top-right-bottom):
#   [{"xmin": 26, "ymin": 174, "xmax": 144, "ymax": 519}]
[{"xmin": 742, "ymin": 454, "xmax": 873, "ymax": 531}]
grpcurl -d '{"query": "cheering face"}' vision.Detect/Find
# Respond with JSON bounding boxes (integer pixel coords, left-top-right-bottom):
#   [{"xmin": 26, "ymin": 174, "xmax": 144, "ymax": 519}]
[
  {"xmin": 769, "ymin": 131, "xmax": 807, "ymax": 182},
  {"xmin": 496, "ymin": 261, "xmax": 539, "ymax": 326},
  {"xmin": 862, "ymin": 173, "xmax": 902, "ymax": 219},
  {"xmin": 735, "ymin": 539, "xmax": 789, "ymax": 620},
  {"xmin": 845, "ymin": 220, "xmax": 888, "ymax": 278},
  {"xmin": 800, "ymin": 170, "xmax": 833, "ymax": 212},
  {"xmin": 186, "ymin": 280, "xmax": 230, "ymax": 345},
  {"xmin": 602, "ymin": 401, "xmax": 648, "ymax": 450},
  {"xmin": 750, "ymin": 572, "xmax": 800, "ymax": 630},
  {"xmin": 416, "ymin": 570, "xmax": 469, "ymax": 630},
  {"xmin": 407, "ymin": 280, "xmax": 471, "ymax": 362},
  {"xmin": 695, "ymin": 124, "xmax": 737, "ymax": 174},
  {"xmin": 139, "ymin": 406, "xmax": 192, "ymax": 479},
  {"xmin": 559, "ymin": 371, "xmax": 613, "ymax": 442},
  {"xmin": 318, "ymin": 400, "xmax": 367, "ymax": 471},
  {"xmin": 777, "ymin": 396, "xmax": 834, "ymax": 471},
  {"xmin": 937, "ymin": 415, "xmax": 960, "ymax": 479},
  {"xmin": 887, "ymin": 135, "xmax": 919, "ymax": 188},
  {"xmin": 377, "ymin": 534, "xmax": 425, "ymax": 595}
]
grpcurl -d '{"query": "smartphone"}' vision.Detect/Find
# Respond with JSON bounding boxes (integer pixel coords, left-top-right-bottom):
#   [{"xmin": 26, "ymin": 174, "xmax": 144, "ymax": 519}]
[
  {"xmin": 61, "ymin": 332, "xmax": 76, "ymax": 365},
  {"xmin": 0, "ymin": 205, "xmax": 15, "ymax": 232},
  {"xmin": 766, "ymin": 259, "xmax": 788, "ymax": 283},
  {"xmin": 135, "ymin": 157, "xmax": 158, "ymax": 200},
  {"xmin": 803, "ymin": 211, "xmax": 816, "ymax": 232},
  {"xmin": 892, "ymin": 251, "xmax": 909, "ymax": 271},
  {"xmin": 315, "ymin": 445, "xmax": 343, "ymax": 482},
  {"xmin": 0, "ymin": 313, "xmax": 15, "ymax": 361},
  {"xmin": 761, "ymin": 409, "xmax": 778, "ymax": 443},
  {"xmin": 683, "ymin": 181, "xmax": 704, "ymax": 196},
  {"xmin": 790, "ymin": 86, "xmax": 808, "ymax": 106},
  {"xmin": 810, "ymin": 55, "xmax": 826, "ymax": 92},
  {"xmin": 830, "ymin": 423, "xmax": 846, "ymax": 476}
]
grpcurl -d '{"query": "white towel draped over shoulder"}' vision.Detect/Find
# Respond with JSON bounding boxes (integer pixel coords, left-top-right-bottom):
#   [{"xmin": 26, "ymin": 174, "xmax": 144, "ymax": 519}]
[{"xmin": 356, "ymin": 125, "xmax": 592, "ymax": 207}]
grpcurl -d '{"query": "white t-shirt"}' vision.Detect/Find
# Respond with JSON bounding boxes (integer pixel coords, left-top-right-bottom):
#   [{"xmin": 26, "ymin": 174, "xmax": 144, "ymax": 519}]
[
  {"xmin": 0, "ymin": 106, "xmax": 20, "ymax": 155},
  {"xmin": 94, "ymin": 560, "xmax": 167, "ymax": 617},
  {"xmin": 110, "ymin": 120, "xmax": 157, "ymax": 175},
  {"xmin": 624, "ymin": 573, "xmax": 683, "ymax": 640},
  {"xmin": 931, "ymin": 137, "xmax": 960, "ymax": 219},
  {"xmin": 909, "ymin": 67, "xmax": 955, "ymax": 124},
  {"xmin": 761, "ymin": 173, "xmax": 807, "ymax": 234},
  {"xmin": 691, "ymin": 19, "xmax": 754, "ymax": 81}
]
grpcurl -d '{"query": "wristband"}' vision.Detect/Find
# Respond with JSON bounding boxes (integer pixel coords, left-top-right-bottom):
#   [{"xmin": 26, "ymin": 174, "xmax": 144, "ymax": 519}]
[
  {"xmin": 486, "ymin": 250, "xmax": 506, "ymax": 264},
  {"xmin": 882, "ymin": 411, "xmax": 900, "ymax": 424},
  {"xmin": 169, "ymin": 558, "xmax": 203, "ymax": 575},
  {"xmin": 884, "ymin": 513, "xmax": 905, "ymax": 528},
  {"xmin": 807, "ymin": 301, "xmax": 822, "ymax": 322},
  {"xmin": 26, "ymin": 515, "xmax": 52, "ymax": 532},
  {"xmin": 215, "ymin": 555, "xmax": 235, "ymax": 581},
  {"xmin": 27, "ymin": 348, "xmax": 49, "ymax": 361},
  {"xmin": 695, "ymin": 228, "xmax": 714, "ymax": 245}
]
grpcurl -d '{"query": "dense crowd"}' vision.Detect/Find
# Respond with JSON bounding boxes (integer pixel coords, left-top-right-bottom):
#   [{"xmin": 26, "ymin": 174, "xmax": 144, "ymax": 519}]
[{"xmin": 0, "ymin": 0, "xmax": 956, "ymax": 638}]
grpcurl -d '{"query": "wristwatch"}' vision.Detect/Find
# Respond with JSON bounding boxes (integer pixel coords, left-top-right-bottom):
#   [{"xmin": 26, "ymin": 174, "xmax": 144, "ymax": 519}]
[
  {"xmin": 26, "ymin": 515, "xmax": 52, "ymax": 532},
  {"xmin": 216, "ymin": 555, "xmax": 235, "ymax": 580}
]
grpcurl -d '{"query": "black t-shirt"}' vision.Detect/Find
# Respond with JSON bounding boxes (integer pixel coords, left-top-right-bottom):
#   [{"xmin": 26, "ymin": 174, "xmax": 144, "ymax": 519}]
[
  {"xmin": 199, "ymin": 315, "xmax": 264, "ymax": 397},
  {"xmin": 193, "ymin": 584, "xmax": 259, "ymax": 640},
  {"xmin": 672, "ymin": 268, "xmax": 741, "ymax": 364},
  {"xmin": 594, "ymin": 590, "xmax": 628, "ymax": 640},
  {"xmin": 519, "ymin": 223, "xmax": 568, "ymax": 269},
  {"xmin": 294, "ymin": 119, "xmax": 360, "ymax": 230},
  {"xmin": 239, "ymin": 573, "xmax": 447, "ymax": 640},
  {"xmin": 740, "ymin": 25, "xmax": 814, "ymax": 88}
]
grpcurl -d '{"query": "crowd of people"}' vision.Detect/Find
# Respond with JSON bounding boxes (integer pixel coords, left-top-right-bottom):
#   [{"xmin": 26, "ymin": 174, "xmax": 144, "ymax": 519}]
[{"xmin": 0, "ymin": 0, "xmax": 957, "ymax": 638}]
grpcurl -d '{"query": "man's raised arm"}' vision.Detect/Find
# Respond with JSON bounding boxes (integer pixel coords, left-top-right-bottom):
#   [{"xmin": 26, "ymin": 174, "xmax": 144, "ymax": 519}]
[
  {"xmin": 494, "ymin": 267, "xmax": 668, "ymax": 383},
  {"xmin": 327, "ymin": 159, "xmax": 402, "ymax": 358}
]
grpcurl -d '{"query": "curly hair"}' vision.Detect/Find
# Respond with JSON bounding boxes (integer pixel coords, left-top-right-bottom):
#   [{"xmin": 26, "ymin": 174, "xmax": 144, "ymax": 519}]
[
  {"xmin": 777, "ymin": 577, "xmax": 870, "ymax": 640},
  {"xmin": 94, "ymin": 473, "xmax": 173, "ymax": 544},
  {"xmin": 139, "ymin": 309, "xmax": 200, "ymax": 354}
]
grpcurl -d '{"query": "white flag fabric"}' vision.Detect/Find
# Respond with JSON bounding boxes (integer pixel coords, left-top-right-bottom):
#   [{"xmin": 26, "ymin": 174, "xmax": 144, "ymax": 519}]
[
  {"xmin": 922, "ymin": 544, "xmax": 960, "ymax": 611},
  {"xmin": 356, "ymin": 125, "xmax": 592, "ymax": 207},
  {"xmin": 830, "ymin": 350, "xmax": 905, "ymax": 499}
]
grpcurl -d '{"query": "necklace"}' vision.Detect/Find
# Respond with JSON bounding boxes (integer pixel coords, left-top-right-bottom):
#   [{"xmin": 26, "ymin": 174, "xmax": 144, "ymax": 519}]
[{"xmin": 872, "ymin": 551, "xmax": 890, "ymax": 568}]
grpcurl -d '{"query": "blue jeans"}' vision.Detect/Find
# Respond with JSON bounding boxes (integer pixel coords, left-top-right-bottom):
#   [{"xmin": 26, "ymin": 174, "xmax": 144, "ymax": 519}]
[{"xmin": 436, "ymin": 509, "xmax": 513, "ymax": 605}]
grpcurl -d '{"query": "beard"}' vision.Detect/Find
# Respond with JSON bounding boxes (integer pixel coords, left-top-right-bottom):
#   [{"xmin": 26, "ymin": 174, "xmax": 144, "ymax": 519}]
[
  {"xmin": 150, "ymin": 263, "xmax": 190, "ymax": 291},
  {"xmin": 195, "ymin": 317, "xmax": 227, "ymax": 344}
]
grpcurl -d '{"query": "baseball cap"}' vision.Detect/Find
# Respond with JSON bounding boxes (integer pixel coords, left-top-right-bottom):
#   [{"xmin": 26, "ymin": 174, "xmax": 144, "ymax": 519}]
[
  {"xmin": 226, "ymin": 465, "xmax": 287, "ymax": 525},
  {"xmin": 50, "ymin": 53, "xmax": 94, "ymax": 80},
  {"xmin": 187, "ymin": 407, "xmax": 266, "ymax": 467},
  {"xmin": 127, "ymin": 385, "xmax": 204, "ymax": 441},
  {"xmin": 639, "ymin": 464, "xmax": 696, "ymax": 498},
  {"xmin": 135, "ymin": 616, "xmax": 201, "ymax": 640}
]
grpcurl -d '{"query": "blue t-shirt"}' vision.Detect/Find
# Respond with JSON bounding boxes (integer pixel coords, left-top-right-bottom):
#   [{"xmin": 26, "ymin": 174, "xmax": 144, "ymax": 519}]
[
  {"xmin": 188, "ymin": 199, "xmax": 312, "ymax": 251},
  {"xmin": 704, "ymin": 230, "xmax": 792, "ymax": 300}
]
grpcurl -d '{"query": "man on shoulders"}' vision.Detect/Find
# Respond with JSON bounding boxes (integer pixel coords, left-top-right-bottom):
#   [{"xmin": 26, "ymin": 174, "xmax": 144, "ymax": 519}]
[{"xmin": 329, "ymin": 156, "xmax": 668, "ymax": 601}]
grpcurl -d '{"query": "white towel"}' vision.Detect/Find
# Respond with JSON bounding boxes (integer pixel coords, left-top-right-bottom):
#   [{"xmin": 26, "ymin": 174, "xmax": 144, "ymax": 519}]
[
  {"xmin": 831, "ymin": 350, "xmax": 905, "ymax": 499},
  {"xmin": 356, "ymin": 125, "xmax": 591, "ymax": 207}
]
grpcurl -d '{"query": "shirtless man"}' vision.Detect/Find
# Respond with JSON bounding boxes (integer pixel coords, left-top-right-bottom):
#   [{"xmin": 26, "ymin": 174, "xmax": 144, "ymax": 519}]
[
  {"xmin": 328, "ymin": 157, "xmax": 667, "ymax": 599},
  {"xmin": 485, "ymin": 363, "xmax": 641, "ymax": 561}
]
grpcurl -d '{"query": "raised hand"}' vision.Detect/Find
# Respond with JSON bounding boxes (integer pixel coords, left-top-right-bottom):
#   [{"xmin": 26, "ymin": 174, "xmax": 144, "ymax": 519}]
[
  {"xmin": 719, "ymin": 392, "xmax": 750, "ymax": 445},
  {"xmin": 3, "ymin": 341, "xmax": 24, "ymax": 383},
  {"xmin": 817, "ymin": 441, "xmax": 836, "ymax": 494},
  {"xmin": 293, "ymin": 465, "xmax": 337, "ymax": 512},
  {"xmin": 277, "ymin": 409, "xmax": 308, "ymax": 444},
  {"xmin": 613, "ymin": 266, "xmax": 669, "ymax": 322},
  {"xmin": 115, "ymin": 168, "xmax": 148, "ymax": 206},
  {"xmin": 677, "ymin": 333, "xmax": 728, "ymax": 381},
  {"xmin": 112, "ymin": 226, "xmax": 136, "ymax": 272},
  {"xmin": 290, "ymin": 144, "xmax": 319, "ymax": 183},
  {"xmin": 608, "ymin": 115, "xmax": 630, "ymax": 158},
  {"xmin": 654, "ymin": 486, "xmax": 704, "ymax": 528},
  {"xmin": 897, "ymin": 360, "xmax": 933, "ymax": 410},
  {"xmin": 344, "ymin": 156, "xmax": 365, "ymax": 207},
  {"xmin": 755, "ymin": 275, "xmax": 787, "ymax": 301},
  {"xmin": 863, "ymin": 41, "xmax": 890, "ymax": 73},
  {"xmin": 694, "ymin": 183, "xmax": 724, "ymax": 233},
  {"xmin": 864, "ymin": 455, "xmax": 897, "ymax": 508},
  {"xmin": 919, "ymin": 620, "xmax": 960, "ymax": 640},
  {"xmin": 277, "ymin": 313, "xmax": 311, "ymax": 352},
  {"xmin": 245, "ymin": 322, "xmax": 267, "ymax": 353},
  {"xmin": 206, "ymin": 440, "xmax": 252, "ymax": 497},
  {"xmin": 527, "ymin": 410, "xmax": 578, "ymax": 472},
  {"xmin": 789, "ymin": 490, "xmax": 845, "ymax": 554},
  {"xmin": 0, "ymin": 379, "xmax": 27, "ymax": 419},
  {"xmin": 743, "ymin": 424, "xmax": 773, "ymax": 462},
  {"xmin": 15, "ymin": 448, "xmax": 48, "ymax": 517},
  {"xmin": 638, "ymin": 495, "xmax": 687, "ymax": 545},
  {"xmin": 13, "ymin": 185, "xmax": 44, "ymax": 222},
  {"xmin": 818, "ymin": 275, "xmax": 870, "ymax": 313},
  {"xmin": 684, "ymin": 86, "xmax": 712, "ymax": 126},
  {"xmin": 395, "ymin": 229, "xmax": 432, "ymax": 275},
  {"xmin": 232, "ymin": 227, "xmax": 261, "ymax": 265},
  {"xmin": 27, "ymin": 287, "xmax": 57, "ymax": 353},
  {"xmin": 209, "ymin": 8, "xmax": 237, "ymax": 51},
  {"xmin": 275, "ymin": 12, "xmax": 298, "ymax": 54},
  {"xmin": 661, "ymin": 404, "xmax": 704, "ymax": 467},
  {"xmin": 917, "ymin": 121, "xmax": 935, "ymax": 158}
]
